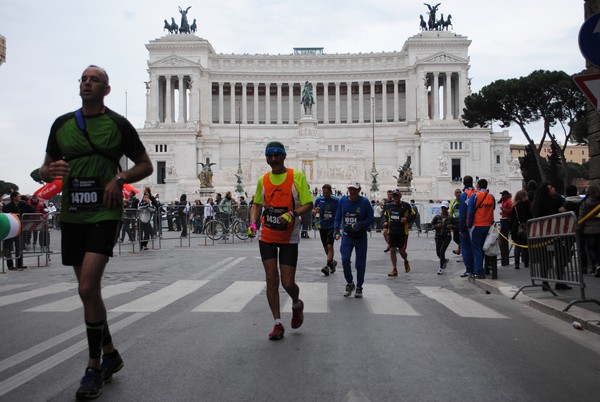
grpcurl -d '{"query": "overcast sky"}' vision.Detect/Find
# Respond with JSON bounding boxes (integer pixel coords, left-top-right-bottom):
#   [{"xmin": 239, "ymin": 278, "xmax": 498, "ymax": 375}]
[{"xmin": 0, "ymin": 0, "xmax": 586, "ymax": 195}]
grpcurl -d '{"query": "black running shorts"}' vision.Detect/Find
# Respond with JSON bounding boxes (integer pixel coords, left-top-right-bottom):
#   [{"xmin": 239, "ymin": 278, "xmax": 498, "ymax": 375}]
[
  {"xmin": 389, "ymin": 233, "xmax": 408, "ymax": 250},
  {"xmin": 60, "ymin": 221, "xmax": 120, "ymax": 266},
  {"xmin": 259, "ymin": 241, "xmax": 299, "ymax": 267}
]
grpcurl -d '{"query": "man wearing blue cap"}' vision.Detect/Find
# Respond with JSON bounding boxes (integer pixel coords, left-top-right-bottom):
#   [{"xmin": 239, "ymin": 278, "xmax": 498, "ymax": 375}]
[
  {"xmin": 248, "ymin": 141, "xmax": 314, "ymax": 340},
  {"xmin": 334, "ymin": 181, "xmax": 374, "ymax": 298}
]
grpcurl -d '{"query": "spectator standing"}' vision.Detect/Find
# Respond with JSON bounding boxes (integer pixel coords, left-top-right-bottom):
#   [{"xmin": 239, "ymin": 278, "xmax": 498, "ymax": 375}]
[
  {"xmin": 579, "ymin": 185, "xmax": 600, "ymax": 276},
  {"xmin": 28, "ymin": 194, "xmax": 48, "ymax": 248},
  {"xmin": 2, "ymin": 192, "xmax": 28, "ymax": 269},
  {"xmin": 449, "ymin": 188, "xmax": 462, "ymax": 255},
  {"xmin": 498, "ymin": 190, "xmax": 513, "ymax": 266},
  {"xmin": 138, "ymin": 194, "xmax": 155, "ymax": 250},
  {"xmin": 178, "ymin": 194, "xmax": 190, "ymax": 237},
  {"xmin": 509, "ymin": 190, "xmax": 532, "ymax": 270},
  {"xmin": 409, "ymin": 199, "xmax": 421, "ymax": 232},
  {"xmin": 458, "ymin": 176, "xmax": 477, "ymax": 277},
  {"xmin": 467, "ymin": 179, "xmax": 495, "ymax": 279}
]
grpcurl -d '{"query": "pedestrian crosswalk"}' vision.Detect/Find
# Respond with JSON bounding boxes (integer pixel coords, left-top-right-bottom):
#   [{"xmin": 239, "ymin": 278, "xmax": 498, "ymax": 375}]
[{"xmin": 0, "ymin": 280, "xmax": 508, "ymax": 319}]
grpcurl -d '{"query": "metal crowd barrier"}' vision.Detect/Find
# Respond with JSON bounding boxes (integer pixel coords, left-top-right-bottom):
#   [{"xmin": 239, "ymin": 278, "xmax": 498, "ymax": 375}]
[
  {"xmin": 1, "ymin": 213, "xmax": 51, "ymax": 271},
  {"xmin": 512, "ymin": 211, "xmax": 600, "ymax": 311}
]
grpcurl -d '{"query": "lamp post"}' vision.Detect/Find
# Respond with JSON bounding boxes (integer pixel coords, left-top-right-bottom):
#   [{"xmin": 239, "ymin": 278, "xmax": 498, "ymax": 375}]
[
  {"xmin": 235, "ymin": 99, "xmax": 244, "ymax": 195},
  {"xmin": 370, "ymin": 96, "xmax": 379, "ymax": 198}
]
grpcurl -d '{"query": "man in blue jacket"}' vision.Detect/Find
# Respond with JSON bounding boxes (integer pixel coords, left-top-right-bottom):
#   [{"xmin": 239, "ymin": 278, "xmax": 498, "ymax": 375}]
[{"xmin": 334, "ymin": 181, "xmax": 374, "ymax": 298}]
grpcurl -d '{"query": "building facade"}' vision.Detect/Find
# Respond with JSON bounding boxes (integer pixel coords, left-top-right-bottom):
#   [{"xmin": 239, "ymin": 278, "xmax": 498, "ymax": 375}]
[{"xmin": 137, "ymin": 30, "xmax": 522, "ymax": 203}]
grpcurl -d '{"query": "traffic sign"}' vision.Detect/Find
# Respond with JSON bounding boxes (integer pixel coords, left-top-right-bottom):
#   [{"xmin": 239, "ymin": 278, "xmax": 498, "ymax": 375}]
[
  {"xmin": 579, "ymin": 13, "xmax": 600, "ymax": 68},
  {"xmin": 573, "ymin": 73, "xmax": 600, "ymax": 111}
]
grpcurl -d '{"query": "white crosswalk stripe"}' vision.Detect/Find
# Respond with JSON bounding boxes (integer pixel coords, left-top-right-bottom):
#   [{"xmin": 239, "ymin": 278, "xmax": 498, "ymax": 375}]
[
  {"xmin": 25, "ymin": 281, "xmax": 151, "ymax": 312},
  {"xmin": 362, "ymin": 284, "xmax": 421, "ymax": 316},
  {"xmin": 111, "ymin": 280, "xmax": 208, "ymax": 312},
  {"xmin": 192, "ymin": 281, "xmax": 265, "ymax": 312},
  {"xmin": 416, "ymin": 286, "xmax": 507, "ymax": 318},
  {"xmin": 283, "ymin": 282, "xmax": 328, "ymax": 313},
  {"xmin": 0, "ymin": 284, "xmax": 32, "ymax": 294},
  {"xmin": 0, "ymin": 283, "xmax": 77, "ymax": 308},
  {"xmin": 0, "ymin": 280, "xmax": 508, "ymax": 320}
]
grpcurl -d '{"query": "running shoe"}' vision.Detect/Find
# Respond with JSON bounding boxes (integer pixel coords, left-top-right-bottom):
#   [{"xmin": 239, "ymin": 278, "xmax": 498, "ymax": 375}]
[
  {"xmin": 76, "ymin": 368, "xmax": 104, "ymax": 400},
  {"xmin": 473, "ymin": 274, "xmax": 486, "ymax": 279},
  {"xmin": 101, "ymin": 350, "xmax": 124, "ymax": 384},
  {"xmin": 343, "ymin": 283, "xmax": 356, "ymax": 297},
  {"xmin": 442, "ymin": 258, "xmax": 449, "ymax": 270},
  {"xmin": 437, "ymin": 268, "xmax": 443, "ymax": 275},
  {"xmin": 329, "ymin": 260, "xmax": 337, "ymax": 274},
  {"xmin": 388, "ymin": 269, "xmax": 398, "ymax": 277},
  {"xmin": 404, "ymin": 261, "xmax": 411, "ymax": 273},
  {"xmin": 269, "ymin": 323, "xmax": 285, "ymax": 340},
  {"xmin": 355, "ymin": 288, "xmax": 363, "ymax": 298},
  {"xmin": 291, "ymin": 299, "xmax": 304, "ymax": 329},
  {"xmin": 321, "ymin": 266, "xmax": 330, "ymax": 276},
  {"xmin": 384, "ymin": 247, "xmax": 390, "ymax": 253}
]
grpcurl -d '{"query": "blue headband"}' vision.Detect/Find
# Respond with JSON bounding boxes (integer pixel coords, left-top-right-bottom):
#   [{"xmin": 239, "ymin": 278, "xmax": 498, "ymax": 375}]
[{"xmin": 265, "ymin": 146, "xmax": 286, "ymax": 156}]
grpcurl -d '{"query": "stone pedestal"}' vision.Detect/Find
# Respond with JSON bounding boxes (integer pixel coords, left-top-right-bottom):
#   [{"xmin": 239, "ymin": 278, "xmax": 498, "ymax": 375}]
[
  {"xmin": 164, "ymin": 178, "xmax": 179, "ymax": 203},
  {"xmin": 198, "ymin": 188, "xmax": 215, "ymax": 201},
  {"xmin": 296, "ymin": 115, "xmax": 319, "ymax": 183}
]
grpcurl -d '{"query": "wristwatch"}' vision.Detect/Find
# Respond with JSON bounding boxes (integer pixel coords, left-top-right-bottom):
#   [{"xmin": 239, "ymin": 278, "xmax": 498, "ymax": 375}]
[
  {"xmin": 115, "ymin": 175, "xmax": 125, "ymax": 186},
  {"xmin": 291, "ymin": 210, "xmax": 298, "ymax": 217}
]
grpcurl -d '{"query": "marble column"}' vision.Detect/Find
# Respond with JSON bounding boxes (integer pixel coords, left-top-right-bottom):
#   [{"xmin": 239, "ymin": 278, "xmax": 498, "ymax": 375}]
[
  {"xmin": 165, "ymin": 75, "xmax": 172, "ymax": 123},
  {"xmin": 432, "ymin": 72, "xmax": 439, "ymax": 120},
  {"xmin": 253, "ymin": 82, "xmax": 259, "ymax": 124},
  {"xmin": 370, "ymin": 81, "xmax": 375, "ymax": 122},
  {"xmin": 242, "ymin": 83, "xmax": 248, "ymax": 124},
  {"xmin": 265, "ymin": 82, "xmax": 271, "ymax": 124},
  {"xmin": 277, "ymin": 83, "xmax": 282, "ymax": 124},
  {"xmin": 335, "ymin": 82, "xmax": 341, "ymax": 124},
  {"xmin": 288, "ymin": 82, "xmax": 294, "ymax": 124},
  {"xmin": 230, "ymin": 83, "xmax": 236, "ymax": 124},
  {"xmin": 445, "ymin": 73, "xmax": 453, "ymax": 120},
  {"xmin": 393, "ymin": 80, "xmax": 399, "ymax": 122},
  {"xmin": 218, "ymin": 82, "xmax": 224, "ymax": 124},
  {"xmin": 358, "ymin": 82, "xmax": 364, "ymax": 123},
  {"xmin": 347, "ymin": 82, "xmax": 352, "ymax": 124},
  {"xmin": 323, "ymin": 82, "xmax": 329, "ymax": 124},
  {"xmin": 382, "ymin": 80, "xmax": 387, "ymax": 122},
  {"xmin": 178, "ymin": 75, "xmax": 186, "ymax": 123}
]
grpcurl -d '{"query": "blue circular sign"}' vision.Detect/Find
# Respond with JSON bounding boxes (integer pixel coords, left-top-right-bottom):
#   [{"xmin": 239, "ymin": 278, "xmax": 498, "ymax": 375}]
[{"xmin": 579, "ymin": 13, "xmax": 600, "ymax": 68}]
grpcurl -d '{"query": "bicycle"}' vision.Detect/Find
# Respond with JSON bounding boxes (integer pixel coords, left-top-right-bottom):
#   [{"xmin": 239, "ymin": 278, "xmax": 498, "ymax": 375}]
[{"xmin": 205, "ymin": 212, "xmax": 249, "ymax": 241}]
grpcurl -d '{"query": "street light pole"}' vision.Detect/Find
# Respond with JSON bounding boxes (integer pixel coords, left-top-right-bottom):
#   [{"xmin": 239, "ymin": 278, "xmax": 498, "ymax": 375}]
[
  {"xmin": 370, "ymin": 96, "xmax": 379, "ymax": 197},
  {"xmin": 235, "ymin": 100, "xmax": 244, "ymax": 195}
]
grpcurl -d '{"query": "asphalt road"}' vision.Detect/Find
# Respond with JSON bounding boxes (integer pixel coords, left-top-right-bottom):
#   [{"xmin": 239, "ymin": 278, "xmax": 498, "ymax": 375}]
[{"xmin": 1, "ymin": 230, "xmax": 600, "ymax": 401}]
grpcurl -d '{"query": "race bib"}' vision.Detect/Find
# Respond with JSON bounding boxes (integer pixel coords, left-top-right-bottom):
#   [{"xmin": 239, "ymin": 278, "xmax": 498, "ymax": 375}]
[
  {"xmin": 263, "ymin": 206, "xmax": 289, "ymax": 231},
  {"xmin": 68, "ymin": 177, "xmax": 103, "ymax": 212}
]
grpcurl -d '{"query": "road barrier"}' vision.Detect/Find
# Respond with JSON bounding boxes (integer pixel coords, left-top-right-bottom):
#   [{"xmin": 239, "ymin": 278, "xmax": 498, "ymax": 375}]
[
  {"xmin": 512, "ymin": 211, "xmax": 600, "ymax": 311},
  {"xmin": 1, "ymin": 213, "xmax": 51, "ymax": 272}
]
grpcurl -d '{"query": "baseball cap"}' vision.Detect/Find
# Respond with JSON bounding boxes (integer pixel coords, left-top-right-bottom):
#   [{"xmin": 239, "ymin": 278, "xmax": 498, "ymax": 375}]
[
  {"xmin": 392, "ymin": 189, "xmax": 401, "ymax": 196},
  {"xmin": 441, "ymin": 201, "xmax": 450, "ymax": 209},
  {"xmin": 500, "ymin": 190, "xmax": 511, "ymax": 196},
  {"xmin": 347, "ymin": 181, "xmax": 361, "ymax": 189},
  {"xmin": 265, "ymin": 141, "xmax": 286, "ymax": 156}
]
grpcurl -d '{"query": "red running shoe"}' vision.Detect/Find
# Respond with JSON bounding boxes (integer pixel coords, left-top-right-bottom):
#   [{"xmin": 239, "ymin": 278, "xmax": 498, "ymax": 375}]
[
  {"xmin": 291, "ymin": 299, "xmax": 304, "ymax": 329},
  {"xmin": 269, "ymin": 323, "xmax": 285, "ymax": 340}
]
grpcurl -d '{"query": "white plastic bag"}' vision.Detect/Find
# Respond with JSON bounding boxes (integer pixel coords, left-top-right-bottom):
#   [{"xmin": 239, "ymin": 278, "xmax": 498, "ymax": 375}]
[{"xmin": 483, "ymin": 224, "xmax": 500, "ymax": 256}]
